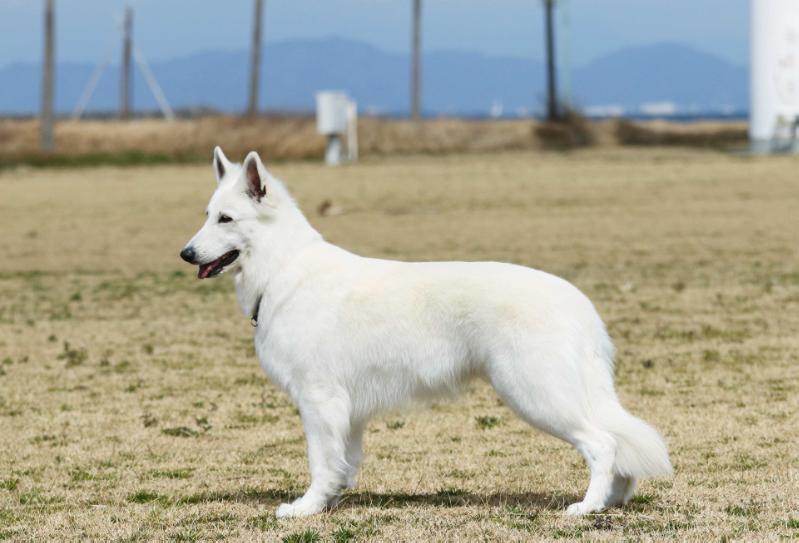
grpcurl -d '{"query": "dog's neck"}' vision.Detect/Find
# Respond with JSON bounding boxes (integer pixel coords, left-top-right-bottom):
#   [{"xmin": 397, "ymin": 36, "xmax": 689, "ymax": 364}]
[{"xmin": 234, "ymin": 205, "xmax": 323, "ymax": 324}]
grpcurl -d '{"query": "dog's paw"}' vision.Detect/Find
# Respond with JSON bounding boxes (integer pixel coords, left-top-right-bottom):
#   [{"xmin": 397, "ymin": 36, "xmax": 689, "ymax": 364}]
[
  {"xmin": 565, "ymin": 501, "xmax": 605, "ymax": 515},
  {"xmin": 276, "ymin": 497, "xmax": 326, "ymax": 518}
]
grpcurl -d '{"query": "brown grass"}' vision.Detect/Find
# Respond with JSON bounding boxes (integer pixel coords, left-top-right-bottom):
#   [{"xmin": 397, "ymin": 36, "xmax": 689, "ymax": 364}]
[
  {"xmin": 0, "ymin": 116, "xmax": 748, "ymax": 168},
  {"xmin": 0, "ymin": 148, "xmax": 797, "ymax": 540},
  {"xmin": 616, "ymin": 119, "xmax": 748, "ymax": 148},
  {"xmin": 0, "ymin": 117, "xmax": 542, "ymax": 165}
]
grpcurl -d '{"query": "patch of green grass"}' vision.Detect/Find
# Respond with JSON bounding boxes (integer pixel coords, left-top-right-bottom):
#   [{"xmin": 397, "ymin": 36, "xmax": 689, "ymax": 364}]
[
  {"xmin": 149, "ymin": 468, "xmax": 193, "ymax": 480},
  {"xmin": 551, "ymin": 526, "xmax": 587, "ymax": 539},
  {"xmin": 195, "ymin": 416, "xmax": 212, "ymax": 432},
  {"xmin": 233, "ymin": 374, "xmax": 265, "ymax": 386},
  {"xmin": 125, "ymin": 380, "xmax": 144, "ymax": 393},
  {"xmin": 725, "ymin": 503, "xmax": 759, "ymax": 517},
  {"xmin": 141, "ymin": 414, "xmax": 158, "ymax": 428},
  {"xmin": 475, "ymin": 415, "xmax": 502, "ymax": 429},
  {"xmin": 732, "ymin": 453, "xmax": 766, "ymax": 472},
  {"xmin": 446, "ymin": 469, "xmax": 473, "ymax": 480},
  {"xmin": 161, "ymin": 426, "xmax": 199, "ymax": 438},
  {"xmin": 331, "ymin": 525, "xmax": 357, "ymax": 543},
  {"xmin": 69, "ymin": 468, "xmax": 94, "ymax": 483},
  {"xmin": 282, "ymin": 529, "xmax": 321, "ymax": 543},
  {"xmin": 786, "ymin": 518, "xmax": 799, "ymax": 529},
  {"xmin": 386, "ymin": 419, "xmax": 405, "ymax": 430},
  {"xmin": 232, "ymin": 412, "xmax": 276, "ymax": 427},
  {"xmin": 0, "ymin": 479, "xmax": 19, "ymax": 491},
  {"xmin": 18, "ymin": 488, "xmax": 62, "ymax": 505},
  {"xmin": 56, "ymin": 342, "xmax": 87, "ymax": 367},
  {"xmin": 0, "ymin": 509, "xmax": 17, "ymax": 524},
  {"xmin": 170, "ymin": 527, "xmax": 202, "ymax": 542},
  {"xmin": 194, "ymin": 512, "xmax": 237, "ymax": 525},
  {"xmin": 30, "ymin": 434, "xmax": 66, "ymax": 446},
  {"xmin": 0, "ymin": 529, "xmax": 19, "ymax": 540},
  {"xmin": 127, "ymin": 490, "xmax": 169, "ymax": 505},
  {"xmin": 247, "ymin": 513, "xmax": 277, "ymax": 531},
  {"xmin": 639, "ymin": 387, "xmax": 665, "ymax": 396},
  {"xmin": 332, "ymin": 518, "xmax": 381, "ymax": 542},
  {"xmin": 629, "ymin": 493, "xmax": 654, "ymax": 505},
  {"xmin": 493, "ymin": 505, "xmax": 538, "ymax": 531},
  {"xmin": 702, "ymin": 349, "xmax": 721, "ymax": 362}
]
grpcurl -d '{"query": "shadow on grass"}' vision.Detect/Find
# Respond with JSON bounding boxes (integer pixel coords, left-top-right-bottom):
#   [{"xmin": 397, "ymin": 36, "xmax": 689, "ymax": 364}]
[
  {"xmin": 177, "ymin": 487, "xmax": 577, "ymax": 512},
  {"xmin": 337, "ymin": 490, "xmax": 578, "ymax": 511}
]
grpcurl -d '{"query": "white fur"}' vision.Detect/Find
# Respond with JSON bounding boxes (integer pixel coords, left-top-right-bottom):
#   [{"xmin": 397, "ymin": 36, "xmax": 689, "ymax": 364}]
[{"xmin": 182, "ymin": 148, "xmax": 672, "ymax": 518}]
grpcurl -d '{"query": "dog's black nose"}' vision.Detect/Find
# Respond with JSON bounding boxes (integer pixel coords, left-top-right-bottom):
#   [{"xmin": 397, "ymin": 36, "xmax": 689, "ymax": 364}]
[{"xmin": 180, "ymin": 247, "xmax": 197, "ymax": 264}]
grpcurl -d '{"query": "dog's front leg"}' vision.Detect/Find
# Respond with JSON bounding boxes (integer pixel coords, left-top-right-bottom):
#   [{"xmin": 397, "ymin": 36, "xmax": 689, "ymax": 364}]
[{"xmin": 276, "ymin": 393, "xmax": 351, "ymax": 518}]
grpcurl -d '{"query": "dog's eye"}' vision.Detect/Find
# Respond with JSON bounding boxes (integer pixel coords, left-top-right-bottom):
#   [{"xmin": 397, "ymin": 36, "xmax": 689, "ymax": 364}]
[{"xmin": 218, "ymin": 214, "xmax": 233, "ymax": 224}]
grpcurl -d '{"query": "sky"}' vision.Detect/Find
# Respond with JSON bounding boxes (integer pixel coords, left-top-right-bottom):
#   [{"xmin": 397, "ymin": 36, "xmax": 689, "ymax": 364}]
[{"xmin": 0, "ymin": 0, "xmax": 749, "ymax": 69}]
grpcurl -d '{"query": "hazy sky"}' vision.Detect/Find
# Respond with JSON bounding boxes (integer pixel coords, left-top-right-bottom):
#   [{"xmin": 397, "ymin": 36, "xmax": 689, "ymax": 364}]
[{"xmin": 0, "ymin": 0, "xmax": 749, "ymax": 68}]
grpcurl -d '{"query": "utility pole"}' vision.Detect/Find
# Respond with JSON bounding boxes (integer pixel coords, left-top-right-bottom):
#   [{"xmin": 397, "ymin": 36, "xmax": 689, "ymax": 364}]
[
  {"xmin": 410, "ymin": 0, "xmax": 422, "ymax": 120},
  {"xmin": 544, "ymin": 0, "xmax": 559, "ymax": 121},
  {"xmin": 40, "ymin": 0, "xmax": 55, "ymax": 151},
  {"xmin": 120, "ymin": 6, "xmax": 132, "ymax": 120},
  {"xmin": 247, "ymin": 0, "xmax": 264, "ymax": 118}
]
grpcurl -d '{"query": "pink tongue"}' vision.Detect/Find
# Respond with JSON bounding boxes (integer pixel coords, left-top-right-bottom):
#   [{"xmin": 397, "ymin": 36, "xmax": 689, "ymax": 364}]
[{"xmin": 198, "ymin": 263, "xmax": 214, "ymax": 279}]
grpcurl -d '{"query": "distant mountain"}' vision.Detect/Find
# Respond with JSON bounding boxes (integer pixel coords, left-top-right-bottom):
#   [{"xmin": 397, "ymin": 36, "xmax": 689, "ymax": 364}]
[
  {"xmin": 0, "ymin": 38, "xmax": 747, "ymax": 117},
  {"xmin": 572, "ymin": 43, "xmax": 748, "ymax": 114}
]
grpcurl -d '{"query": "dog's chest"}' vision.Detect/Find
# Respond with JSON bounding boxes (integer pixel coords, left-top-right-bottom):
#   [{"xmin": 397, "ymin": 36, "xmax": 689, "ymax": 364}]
[{"xmin": 251, "ymin": 322, "xmax": 299, "ymax": 396}]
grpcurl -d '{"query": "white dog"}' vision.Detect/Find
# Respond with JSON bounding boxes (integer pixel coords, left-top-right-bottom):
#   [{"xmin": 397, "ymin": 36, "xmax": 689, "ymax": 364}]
[{"xmin": 180, "ymin": 148, "xmax": 672, "ymax": 518}]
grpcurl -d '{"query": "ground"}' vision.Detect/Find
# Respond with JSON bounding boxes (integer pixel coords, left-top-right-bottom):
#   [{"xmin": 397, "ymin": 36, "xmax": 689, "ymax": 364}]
[{"xmin": 0, "ymin": 148, "xmax": 797, "ymax": 541}]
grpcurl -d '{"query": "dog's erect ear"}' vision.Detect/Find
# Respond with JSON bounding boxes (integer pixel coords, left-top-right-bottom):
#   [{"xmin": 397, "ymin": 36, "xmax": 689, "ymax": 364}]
[
  {"xmin": 242, "ymin": 151, "xmax": 267, "ymax": 202},
  {"xmin": 212, "ymin": 146, "xmax": 231, "ymax": 183}
]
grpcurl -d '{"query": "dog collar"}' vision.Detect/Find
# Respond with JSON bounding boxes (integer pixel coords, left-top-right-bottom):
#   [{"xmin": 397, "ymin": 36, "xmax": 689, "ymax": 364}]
[{"xmin": 251, "ymin": 295, "xmax": 262, "ymax": 327}]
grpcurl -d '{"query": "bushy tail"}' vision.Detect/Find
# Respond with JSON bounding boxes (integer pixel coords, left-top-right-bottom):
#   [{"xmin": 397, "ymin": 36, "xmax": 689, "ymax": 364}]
[
  {"xmin": 584, "ymin": 335, "xmax": 672, "ymax": 479},
  {"xmin": 601, "ymin": 406, "xmax": 673, "ymax": 478}
]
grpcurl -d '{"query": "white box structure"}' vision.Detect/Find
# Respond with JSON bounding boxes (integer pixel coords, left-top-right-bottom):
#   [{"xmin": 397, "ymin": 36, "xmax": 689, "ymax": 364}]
[
  {"xmin": 316, "ymin": 92, "xmax": 349, "ymax": 135},
  {"xmin": 750, "ymin": 0, "xmax": 799, "ymax": 152},
  {"xmin": 316, "ymin": 91, "xmax": 358, "ymax": 165}
]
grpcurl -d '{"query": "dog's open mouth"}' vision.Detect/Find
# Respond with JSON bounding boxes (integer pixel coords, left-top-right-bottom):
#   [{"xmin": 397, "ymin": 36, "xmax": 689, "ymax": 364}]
[{"xmin": 198, "ymin": 250, "xmax": 239, "ymax": 279}]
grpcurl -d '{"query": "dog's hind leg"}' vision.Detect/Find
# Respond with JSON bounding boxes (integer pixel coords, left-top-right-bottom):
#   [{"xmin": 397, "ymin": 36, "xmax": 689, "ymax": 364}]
[
  {"xmin": 486, "ymin": 348, "xmax": 620, "ymax": 515},
  {"xmin": 276, "ymin": 390, "xmax": 352, "ymax": 518},
  {"xmin": 344, "ymin": 419, "xmax": 366, "ymax": 489},
  {"xmin": 608, "ymin": 474, "xmax": 637, "ymax": 506},
  {"xmin": 565, "ymin": 427, "xmax": 618, "ymax": 514}
]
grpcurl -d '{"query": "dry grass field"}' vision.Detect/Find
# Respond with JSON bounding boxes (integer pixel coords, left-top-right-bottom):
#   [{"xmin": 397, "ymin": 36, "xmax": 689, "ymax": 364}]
[
  {"xmin": 0, "ymin": 148, "xmax": 797, "ymax": 541},
  {"xmin": 0, "ymin": 117, "xmax": 747, "ymax": 166}
]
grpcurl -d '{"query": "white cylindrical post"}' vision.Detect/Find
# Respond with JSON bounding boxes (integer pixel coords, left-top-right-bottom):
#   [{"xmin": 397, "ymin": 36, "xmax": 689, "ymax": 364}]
[
  {"xmin": 325, "ymin": 135, "xmax": 342, "ymax": 166},
  {"xmin": 346, "ymin": 100, "xmax": 358, "ymax": 162},
  {"xmin": 750, "ymin": 0, "xmax": 799, "ymax": 152}
]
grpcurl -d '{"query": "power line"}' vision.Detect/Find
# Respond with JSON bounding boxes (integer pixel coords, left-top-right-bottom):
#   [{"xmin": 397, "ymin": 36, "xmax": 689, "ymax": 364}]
[{"xmin": 73, "ymin": 5, "xmax": 174, "ymax": 121}]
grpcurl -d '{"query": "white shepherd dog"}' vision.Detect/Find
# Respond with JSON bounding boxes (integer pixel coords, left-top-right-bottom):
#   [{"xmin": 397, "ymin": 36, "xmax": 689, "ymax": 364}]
[{"xmin": 180, "ymin": 148, "xmax": 672, "ymax": 518}]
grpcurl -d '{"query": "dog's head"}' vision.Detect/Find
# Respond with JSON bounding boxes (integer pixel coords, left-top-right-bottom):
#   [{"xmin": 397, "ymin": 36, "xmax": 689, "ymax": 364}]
[{"xmin": 180, "ymin": 147, "xmax": 280, "ymax": 279}]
